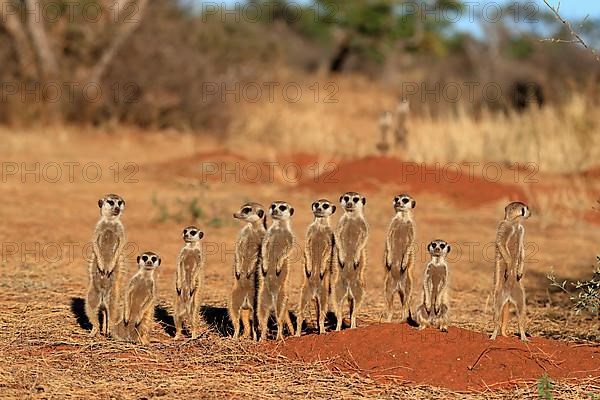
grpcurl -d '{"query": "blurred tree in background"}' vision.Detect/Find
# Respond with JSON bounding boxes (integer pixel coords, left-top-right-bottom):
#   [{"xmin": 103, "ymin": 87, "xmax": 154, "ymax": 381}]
[{"xmin": 0, "ymin": 0, "xmax": 598, "ymax": 128}]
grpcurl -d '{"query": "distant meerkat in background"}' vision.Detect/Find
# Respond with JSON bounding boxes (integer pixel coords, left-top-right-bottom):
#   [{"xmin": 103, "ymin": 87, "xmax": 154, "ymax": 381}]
[
  {"xmin": 229, "ymin": 203, "xmax": 267, "ymax": 340},
  {"xmin": 376, "ymin": 110, "xmax": 393, "ymax": 155},
  {"xmin": 334, "ymin": 192, "xmax": 369, "ymax": 330},
  {"xmin": 491, "ymin": 201, "xmax": 531, "ymax": 341},
  {"xmin": 174, "ymin": 226, "xmax": 205, "ymax": 340},
  {"xmin": 384, "ymin": 194, "xmax": 416, "ymax": 323},
  {"xmin": 394, "ymin": 98, "xmax": 410, "ymax": 146},
  {"xmin": 115, "ymin": 251, "xmax": 160, "ymax": 345},
  {"xmin": 86, "ymin": 194, "xmax": 126, "ymax": 337},
  {"xmin": 416, "ymin": 240, "xmax": 450, "ymax": 332},
  {"xmin": 296, "ymin": 199, "xmax": 337, "ymax": 336},
  {"xmin": 257, "ymin": 201, "xmax": 296, "ymax": 341}
]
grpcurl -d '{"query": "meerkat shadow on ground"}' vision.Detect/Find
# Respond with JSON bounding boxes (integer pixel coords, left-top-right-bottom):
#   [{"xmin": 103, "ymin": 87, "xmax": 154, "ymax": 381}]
[
  {"xmin": 154, "ymin": 304, "xmax": 177, "ymax": 337},
  {"xmin": 70, "ymin": 297, "xmax": 93, "ymax": 331},
  {"xmin": 200, "ymin": 306, "xmax": 233, "ymax": 337}
]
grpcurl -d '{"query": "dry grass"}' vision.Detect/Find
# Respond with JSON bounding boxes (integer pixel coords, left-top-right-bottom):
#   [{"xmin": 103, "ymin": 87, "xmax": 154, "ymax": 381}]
[
  {"xmin": 227, "ymin": 77, "xmax": 600, "ymax": 173},
  {"xmin": 0, "ymin": 128, "xmax": 598, "ymax": 399}
]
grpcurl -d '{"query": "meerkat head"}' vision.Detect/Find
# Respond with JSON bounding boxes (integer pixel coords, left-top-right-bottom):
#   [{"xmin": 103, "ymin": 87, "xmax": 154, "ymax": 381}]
[
  {"xmin": 233, "ymin": 202, "xmax": 266, "ymax": 226},
  {"xmin": 98, "ymin": 194, "xmax": 125, "ymax": 219},
  {"xmin": 182, "ymin": 225, "xmax": 204, "ymax": 244},
  {"xmin": 312, "ymin": 199, "xmax": 336, "ymax": 218},
  {"xmin": 340, "ymin": 192, "xmax": 366, "ymax": 213},
  {"xmin": 137, "ymin": 251, "xmax": 161, "ymax": 270},
  {"xmin": 269, "ymin": 201, "xmax": 294, "ymax": 220},
  {"xmin": 504, "ymin": 201, "xmax": 531, "ymax": 221},
  {"xmin": 379, "ymin": 111, "xmax": 392, "ymax": 127},
  {"xmin": 427, "ymin": 239, "xmax": 451, "ymax": 258},
  {"xmin": 393, "ymin": 193, "xmax": 416, "ymax": 213}
]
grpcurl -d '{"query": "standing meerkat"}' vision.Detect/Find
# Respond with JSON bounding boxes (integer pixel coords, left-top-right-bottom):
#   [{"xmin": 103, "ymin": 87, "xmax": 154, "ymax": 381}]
[
  {"xmin": 334, "ymin": 192, "xmax": 369, "ymax": 330},
  {"xmin": 384, "ymin": 194, "xmax": 416, "ymax": 323},
  {"xmin": 257, "ymin": 201, "xmax": 296, "ymax": 341},
  {"xmin": 86, "ymin": 194, "xmax": 126, "ymax": 337},
  {"xmin": 229, "ymin": 203, "xmax": 266, "ymax": 340},
  {"xmin": 416, "ymin": 239, "xmax": 451, "ymax": 332},
  {"xmin": 296, "ymin": 199, "xmax": 337, "ymax": 336},
  {"xmin": 491, "ymin": 201, "xmax": 531, "ymax": 341},
  {"xmin": 174, "ymin": 226, "xmax": 205, "ymax": 340},
  {"xmin": 114, "ymin": 251, "xmax": 161, "ymax": 345}
]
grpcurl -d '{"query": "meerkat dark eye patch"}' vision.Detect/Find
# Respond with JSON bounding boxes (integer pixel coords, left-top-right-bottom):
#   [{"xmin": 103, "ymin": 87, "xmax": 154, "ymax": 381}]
[
  {"xmin": 521, "ymin": 207, "xmax": 526, "ymax": 216},
  {"xmin": 183, "ymin": 229, "xmax": 188, "ymax": 235},
  {"xmin": 440, "ymin": 243, "xmax": 446, "ymax": 249},
  {"xmin": 312, "ymin": 202, "xmax": 319, "ymax": 209},
  {"xmin": 431, "ymin": 243, "xmax": 437, "ymax": 249},
  {"xmin": 402, "ymin": 197, "xmax": 409, "ymax": 204},
  {"xmin": 190, "ymin": 230, "xmax": 197, "ymax": 236},
  {"xmin": 151, "ymin": 256, "xmax": 157, "ymax": 263},
  {"xmin": 270, "ymin": 204, "xmax": 276, "ymax": 210},
  {"xmin": 343, "ymin": 196, "xmax": 350, "ymax": 202},
  {"xmin": 242, "ymin": 207, "xmax": 251, "ymax": 214},
  {"xmin": 107, "ymin": 200, "xmax": 114, "ymax": 206},
  {"xmin": 353, "ymin": 196, "xmax": 360, "ymax": 203},
  {"xmin": 279, "ymin": 205, "xmax": 287, "ymax": 211},
  {"xmin": 257, "ymin": 209, "xmax": 264, "ymax": 218},
  {"xmin": 322, "ymin": 203, "xmax": 329, "ymax": 210},
  {"xmin": 142, "ymin": 255, "xmax": 148, "ymax": 262},
  {"xmin": 118, "ymin": 201, "xmax": 123, "ymax": 206}
]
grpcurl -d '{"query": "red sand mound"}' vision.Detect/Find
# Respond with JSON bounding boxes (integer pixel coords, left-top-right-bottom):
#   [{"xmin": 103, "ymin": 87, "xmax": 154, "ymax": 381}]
[
  {"xmin": 300, "ymin": 157, "xmax": 526, "ymax": 206},
  {"xmin": 269, "ymin": 323, "xmax": 600, "ymax": 392}
]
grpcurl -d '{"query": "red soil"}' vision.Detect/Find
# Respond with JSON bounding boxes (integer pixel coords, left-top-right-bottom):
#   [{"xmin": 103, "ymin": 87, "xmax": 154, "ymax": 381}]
[
  {"xmin": 270, "ymin": 323, "xmax": 600, "ymax": 392},
  {"xmin": 299, "ymin": 157, "xmax": 526, "ymax": 207}
]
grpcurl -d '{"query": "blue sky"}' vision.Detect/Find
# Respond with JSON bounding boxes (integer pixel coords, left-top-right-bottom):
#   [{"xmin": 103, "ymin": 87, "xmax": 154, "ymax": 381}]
[{"xmin": 193, "ymin": 1, "xmax": 600, "ymax": 20}]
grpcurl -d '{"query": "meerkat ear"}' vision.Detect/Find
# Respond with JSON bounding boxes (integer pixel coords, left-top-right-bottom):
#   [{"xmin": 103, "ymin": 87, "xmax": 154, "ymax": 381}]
[
  {"xmin": 362, "ymin": 197, "xmax": 366, "ymax": 205},
  {"xmin": 411, "ymin": 199, "xmax": 416, "ymax": 208},
  {"xmin": 339, "ymin": 195, "xmax": 343, "ymax": 203},
  {"xmin": 446, "ymin": 244, "xmax": 451, "ymax": 253},
  {"xmin": 521, "ymin": 207, "xmax": 526, "ymax": 216},
  {"xmin": 136, "ymin": 255, "xmax": 141, "ymax": 264},
  {"xmin": 157, "ymin": 257, "xmax": 161, "ymax": 266},
  {"xmin": 331, "ymin": 205, "xmax": 336, "ymax": 214},
  {"xmin": 427, "ymin": 243, "xmax": 433, "ymax": 253},
  {"xmin": 257, "ymin": 209, "xmax": 264, "ymax": 218},
  {"xmin": 98, "ymin": 199, "xmax": 104, "ymax": 208},
  {"xmin": 289, "ymin": 207, "xmax": 294, "ymax": 216},
  {"xmin": 198, "ymin": 232, "xmax": 204, "ymax": 239}
]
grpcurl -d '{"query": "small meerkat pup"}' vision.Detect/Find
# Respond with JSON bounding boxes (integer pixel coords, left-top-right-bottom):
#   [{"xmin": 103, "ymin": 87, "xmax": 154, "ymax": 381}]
[
  {"xmin": 416, "ymin": 240, "xmax": 451, "ymax": 332},
  {"xmin": 334, "ymin": 192, "xmax": 369, "ymax": 330},
  {"xmin": 229, "ymin": 203, "xmax": 267, "ymax": 340},
  {"xmin": 296, "ymin": 199, "xmax": 337, "ymax": 336},
  {"xmin": 257, "ymin": 201, "xmax": 296, "ymax": 341},
  {"xmin": 86, "ymin": 194, "xmax": 126, "ymax": 337},
  {"xmin": 384, "ymin": 194, "xmax": 416, "ymax": 323},
  {"xmin": 491, "ymin": 201, "xmax": 531, "ymax": 341},
  {"xmin": 115, "ymin": 251, "xmax": 161, "ymax": 345},
  {"xmin": 174, "ymin": 226, "xmax": 205, "ymax": 340}
]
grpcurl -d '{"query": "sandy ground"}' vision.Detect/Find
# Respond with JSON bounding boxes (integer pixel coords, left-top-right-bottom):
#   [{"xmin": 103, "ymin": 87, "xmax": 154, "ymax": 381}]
[{"xmin": 1, "ymin": 128, "xmax": 599, "ymax": 399}]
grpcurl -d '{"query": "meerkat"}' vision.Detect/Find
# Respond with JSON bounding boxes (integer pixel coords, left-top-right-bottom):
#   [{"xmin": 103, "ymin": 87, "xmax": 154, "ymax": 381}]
[
  {"xmin": 334, "ymin": 192, "xmax": 369, "ymax": 330},
  {"xmin": 114, "ymin": 251, "xmax": 160, "ymax": 345},
  {"xmin": 416, "ymin": 240, "xmax": 450, "ymax": 332},
  {"xmin": 86, "ymin": 194, "xmax": 126, "ymax": 337},
  {"xmin": 376, "ymin": 111, "xmax": 393, "ymax": 154},
  {"xmin": 491, "ymin": 201, "xmax": 531, "ymax": 341},
  {"xmin": 174, "ymin": 226, "xmax": 205, "ymax": 340},
  {"xmin": 229, "ymin": 203, "xmax": 267, "ymax": 340},
  {"xmin": 257, "ymin": 201, "xmax": 296, "ymax": 341},
  {"xmin": 384, "ymin": 194, "xmax": 416, "ymax": 323},
  {"xmin": 394, "ymin": 99, "xmax": 410, "ymax": 146},
  {"xmin": 296, "ymin": 199, "xmax": 337, "ymax": 336}
]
